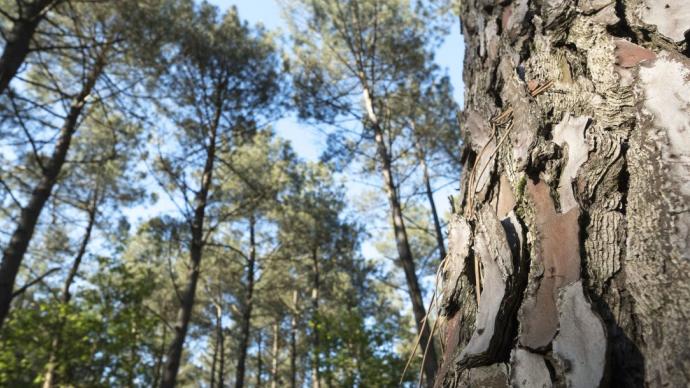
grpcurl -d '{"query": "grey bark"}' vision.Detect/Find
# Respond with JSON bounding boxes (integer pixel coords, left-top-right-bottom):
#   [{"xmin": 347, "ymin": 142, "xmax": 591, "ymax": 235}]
[
  {"xmin": 437, "ymin": 1, "xmax": 690, "ymax": 387},
  {"xmin": 0, "ymin": 43, "xmax": 109, "ymax": 329}
]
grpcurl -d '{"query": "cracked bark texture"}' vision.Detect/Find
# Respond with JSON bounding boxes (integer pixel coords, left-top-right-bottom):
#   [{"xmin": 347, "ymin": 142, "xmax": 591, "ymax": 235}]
[{"xmin": 437, "ymin": 1, "xmax": 689, "ymax": 387}]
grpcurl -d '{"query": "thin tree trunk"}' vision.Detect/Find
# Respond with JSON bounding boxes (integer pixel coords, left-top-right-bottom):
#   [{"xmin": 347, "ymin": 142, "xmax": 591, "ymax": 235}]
[
  {"xmin": 0, "ymin": 43, "xmax": 109, "ymax": 329},
  {"xmin": 0, "ymin": 0, "xmax": 60, "ymax": 95},
  {"xmin": 210, "ymin": 304, "xmax": 222, "ymax": 388},
  {"xmin": 43, "ymin": 191, "xmax": 98, "ymax": 388},
  {"xmin": 153, "ymin": 324, "xmax": 167, "ymax": 388},
  {"xmin": 218, "ymin": 326, "xmax": 225, "ymax": 388},
  {"xmin": 235, "ymin": 214, "xmax": 256, "ymax": 388},
  {"xmin": 210, "ymin": 340, "xmax": 217, "ymax": 388},
  {"xmin": 159, "ymin": 94, "xmax": 222, "ymax": 388},
  {"xmin": 417, "ymin": 144, "xmax": 446, "ymax": 262},
  {"xmin": 290, "ymin": 290, "xmax": 298, "ymax": 388},
  {"xmin": 256, "ymin": 330, "xmax": 263, "ymax": 387},
  {"xmin": 310, "ymin": 247, "xmax": 320, "ymax": 388},
  {"xmin": 362, "ymin": 86, "xmax": 438, "ymax": 385},
  {"xmin": 270, "ymin": 320, "xmax": 279, "ymax": 388},
  {"xmin": 437, "ymin": 1, "xmax": 690, "ymax": 386}
]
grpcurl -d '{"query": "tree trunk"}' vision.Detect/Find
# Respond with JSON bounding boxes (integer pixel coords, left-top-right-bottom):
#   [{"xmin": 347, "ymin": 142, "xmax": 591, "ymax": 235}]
[
  {"xmin": 235, "ymin": 214, "xmax": 257, "ymax": 388},
  {"xmin": 256, "ymin": 330, "xmax": 263, "ymax": 387},
  {"xmin": 417, "ymin": 143, "xmax": 447, "ymax": 263},
  {"xmin": 0, "ymin": 0, "xmax": 59, "ymax": 95},
  {"xmin": 153, "ymin": 324, "xmax": 167, "ymax": 388},
  {"xmin": 290, "ymin": 290, "xmax": 298, "ymax": 388},
  {"xmin": 310, "ymin": 247, "xmax": 320, "ymax": 388},
  {"xmin": 436, "ymin": 1, "xmax": 690, "ymax": 387},
  {"xmin": 270, "ymin": 320, "xmax": 279, "ymax": 388},
  {"xmin": 210, "ymin": 339, "xmax": 217, "ymax": 388},
  {"xmin": 218, "ymin": 326, "xmax": 225, "ymax": 388},
  {"xmin": 43, "ymin": 191, "xmax": 98, "ymax": 388},
  {"xmin": 210, "ymin": 304, "xmax": 222, "ymax": 388},
  {"xmin": 160, "ymin": 99, "xmax": 221, "ymax": 388},
  {"xmin": 0, "ymin": 43, "xmax": 109, "ymax": 329},
  {"xmin": 362, "ymin": 86, "xmax": 438, "ymax": 385}
]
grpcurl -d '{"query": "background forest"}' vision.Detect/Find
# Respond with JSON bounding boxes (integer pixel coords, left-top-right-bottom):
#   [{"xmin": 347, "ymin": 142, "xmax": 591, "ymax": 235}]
[{"xmin": 0, "ymin": 0, "xmax": 461, "ymax": 386}]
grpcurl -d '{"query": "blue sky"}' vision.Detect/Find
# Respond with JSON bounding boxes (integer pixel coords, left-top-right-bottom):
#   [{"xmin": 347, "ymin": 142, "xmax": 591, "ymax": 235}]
[{"xmin": 201, "ymin": 1, "xmax": 466, "ymax": 288}]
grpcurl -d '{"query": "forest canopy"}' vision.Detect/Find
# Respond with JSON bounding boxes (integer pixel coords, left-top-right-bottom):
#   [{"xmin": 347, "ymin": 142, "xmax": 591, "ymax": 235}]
[{"xmin": 0, "ymin": 0, "xmax": 460, "ymax": 386}]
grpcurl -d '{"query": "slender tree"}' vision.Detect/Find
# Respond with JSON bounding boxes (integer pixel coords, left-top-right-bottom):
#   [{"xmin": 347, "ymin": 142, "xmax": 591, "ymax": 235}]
[
  {"xmin": 152, "ymin": 5, "xmax": 281, "ymax": 386},
  {"xmin": 234, "ymin": 214, "xmax": 257, "ymax": 388},
  {"xmin": 0, "ymin": 0, "xmax": 140, "ymax": 328},
  {"xmin": 285, "ymin": 1, "xmax": 444, "ymax": 383}
]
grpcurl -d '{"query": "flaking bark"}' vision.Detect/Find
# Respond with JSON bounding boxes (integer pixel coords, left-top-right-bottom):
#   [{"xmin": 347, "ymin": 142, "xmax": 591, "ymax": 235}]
[{"xmin": 438, "ymin": 1, "xmax": 690, "ymax": 387}]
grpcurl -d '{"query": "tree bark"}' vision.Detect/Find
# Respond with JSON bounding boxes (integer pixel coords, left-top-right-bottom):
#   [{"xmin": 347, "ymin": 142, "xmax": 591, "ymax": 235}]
[
  {"xmin": 437, "ymin": 1, "xmax": 690, "ymax": 387},
  {"xmin": 218, "ymin": 325, "xmax": 225, "ymax": 388},
  {"xmin": 256, "ymin": 330, "xmax": 263, "ymax": 387},
  {"xmin": 235, "ymin": 214, "xmax": 257, "ymax": 388},
  {"xmin": 0, "ymin": 0, "xmax": 60, "ymax": 95},
  {"xmin": 0, "ymin": 43, "xmax": 109, "ymax": 329},
  {"xmin": 153, "ymin": 324, "xmax": 167, "ymax": 388},
  {"xmin": 270, "ymin": 320, "xmax": 279, "ymax": 388},
  {"xmin": 310, "ymin": 247, "xmax": 320, "ymax": 388},
  {"xmin": 210, "ymin": 303, "xmax": 222, "ymax": 388},
  {"xmin": 43, "ymin": 190, "xmax": 98, "ymax": 388},
  {"xmin": 416, "ymin": 143, "xmax": 447, "ymax": 263},
  {"xmin": 290, "ymin": 290, "xmax": 298, "ymax": 388},
  {"xmin": 159, "ymin": 95, "xmax": 221, "ymax": 388},
  {"xmin": 362, "ymin": 86, "xmax": 438, "ymax": 386}
]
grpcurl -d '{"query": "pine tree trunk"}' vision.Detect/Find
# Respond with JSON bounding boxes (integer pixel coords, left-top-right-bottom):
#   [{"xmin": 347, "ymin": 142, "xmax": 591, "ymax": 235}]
[
  {"xmin": 160, "ymin": 100, "xmax": 220, "ymax": 388},
  {"xmin": 210, "ymin": 304, "xmax": 222, "ymax": 388},
  {"xmin": 290, "ymin": 290, "xmax": 298, "ymax": 388},
  {"xmin": 218, "ymin": 325, "xmax": 225, "ymax": 388},
  {"xmin": 271, "ymin": 320, "xmax": 279, "ymax": 388},
  {"xmin": 310, "ymin": 247, "xmax": 320, "ymax": 388},
  {"xmin": 0, "ymin": 0, "xmax": 59, "ymax": 95},
  {"xmin": 235, "ymin": 214, "xmax": 257, "ymax": 388},
  {"xmin": 363, "ymin": 86, "xmax": 439, "ymax": 386},
  {"xmin": 0, "ymin": 44, "xmax": 109, "ymax": 329},
  {"xmin": 153, "ymin": 324, "xmax": 167, "ymax": 388},
  {"xmin": 418, "ymin": 147, "xmax": 447, "ymax": 262},
  {"xmin": 43, "ymin": 192, "xmax": 98, "ymax": 388},
  {"xmin": 256, "ymin": 330, "xmax": 263, "ymax": 387},
  {"xmin": 436, "ymin": 1, "xmax": 690, "ymax": 387}
]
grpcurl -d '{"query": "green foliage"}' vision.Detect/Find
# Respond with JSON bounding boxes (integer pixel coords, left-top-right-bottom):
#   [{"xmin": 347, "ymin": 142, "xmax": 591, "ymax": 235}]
[
  {"xmin": 0, "ymin": 258, "xmax": 159, "ymax": 387},
  {"xmin": 0, "ymin": 0, "xmax": 458, "ymax": 386}
]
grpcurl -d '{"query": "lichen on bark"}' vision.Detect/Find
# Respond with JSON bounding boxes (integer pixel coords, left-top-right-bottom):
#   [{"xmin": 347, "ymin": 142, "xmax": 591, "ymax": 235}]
[{"xmin": 439, "ymin": 1, "xmax": 690, "ymax": 387}]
